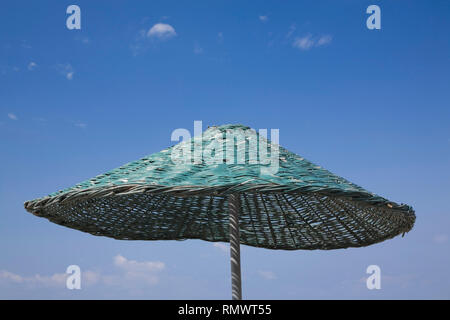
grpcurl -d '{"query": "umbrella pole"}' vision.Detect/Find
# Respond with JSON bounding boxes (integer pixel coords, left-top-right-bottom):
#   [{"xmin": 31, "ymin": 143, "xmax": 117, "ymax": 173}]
[{"xmin": 228, "ymin": 193, "xmax": 242, "ymax": 300}]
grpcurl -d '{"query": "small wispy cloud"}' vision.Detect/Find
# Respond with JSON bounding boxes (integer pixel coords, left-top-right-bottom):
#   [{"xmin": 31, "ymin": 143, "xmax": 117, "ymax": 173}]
[
  {"xmin": 7, "ymin": 113, "xmax": 18, "ymax": 120},
  {"xmin": 193, "ymin": 42, "xmax": 203, "ymax": 55},
  {"xmin": 258, "ymin": 270, "xmax": 277, "ymax": 280},
  {"xmin": 1, "ymin": 65, "xmax": 20, "ymax": 74},
  {"xmin": 147, "ymin": 23, "xmax": 177, "ymax": 40},
  {"xmin": 27, "ymin": 61, "xmax": 37, "ymax": 71},
  {"xmin": 293, "ymin": 35, "xmax": 315, "ymax": 50},
  {"xmin": 433, "ymin": 234, "xmax": 448, "ymax": 244},
  {"xmin": 56, "ymin": 63, "xmax": 75, "ymax": 80},
  {"xmin": 317, "ymin": 35, "xmax": 332, "ymax": 46},
  {"xmin": 259, "ymin": 15, "xmax": 269, "ymax": 23},
  {"xmin": 285, "ymin": 24, "xmax": 296, "ymax": 39},
  {"xmin": 217, "ymin": 32, "xmax": 224, "ymax": 44},
  {"xmin": 130, "ymin": 29, "xmax": 148, "ymax": 56},
  {"xmin": 293, "ymin": 34, "xmax": 332, "ymax": 50},
  {"xmin": 21, "ymin": 41, "xmax": 32, "ymax": 49},
  {"xmin": 74, "ymin": 122, "xmax": 87, "ymax": 129},
  {"xmin": 75, "ymin": 36, "xmax": 90, "ymax": 44},
  {"xmin": 213, "ymin": 242, "xmax": 229, "ymax": 253},
  {"xmin": 33, "ymin": 117, "xmax": 46, "ymax": 123}
]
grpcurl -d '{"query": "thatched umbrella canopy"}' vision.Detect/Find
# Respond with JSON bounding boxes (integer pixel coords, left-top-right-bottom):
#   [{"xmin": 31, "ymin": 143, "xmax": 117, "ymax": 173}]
[{"xmin": 25, "ymin": 124, "xmax": 415, "ymax": 299}]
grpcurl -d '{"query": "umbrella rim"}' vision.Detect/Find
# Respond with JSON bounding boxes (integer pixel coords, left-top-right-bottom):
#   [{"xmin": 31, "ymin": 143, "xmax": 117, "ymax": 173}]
[
  {"xmin": 23, "ymin": 182, "xmax": 416, "ymax": 251},
  {"xmin": 24, "ymin": 182, "xmax": 415, "ymax": 217}
]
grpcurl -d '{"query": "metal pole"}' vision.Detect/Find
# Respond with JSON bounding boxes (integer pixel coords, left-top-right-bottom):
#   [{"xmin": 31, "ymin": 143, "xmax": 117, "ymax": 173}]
[{"xmin": 228, "ymin": 193, "xmax": 242, "ymax": 300}]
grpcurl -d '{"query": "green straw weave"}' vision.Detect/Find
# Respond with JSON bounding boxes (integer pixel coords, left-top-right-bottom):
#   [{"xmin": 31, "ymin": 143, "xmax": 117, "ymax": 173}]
[{"xmin": 24, "ymin": 124, "xmax": 415, "ymax": 250}]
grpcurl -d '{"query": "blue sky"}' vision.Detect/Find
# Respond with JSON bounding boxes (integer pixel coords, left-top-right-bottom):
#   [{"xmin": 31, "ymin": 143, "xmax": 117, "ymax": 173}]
[{"xmin": 1, "ymin": 0, "xmax": 449, "ymax": 299}]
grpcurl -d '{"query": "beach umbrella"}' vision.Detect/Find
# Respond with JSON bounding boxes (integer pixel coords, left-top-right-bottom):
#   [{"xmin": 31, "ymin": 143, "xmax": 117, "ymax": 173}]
[{"xmin": 24, "ymin": 124, "xmax": 415, "ymax": 299}]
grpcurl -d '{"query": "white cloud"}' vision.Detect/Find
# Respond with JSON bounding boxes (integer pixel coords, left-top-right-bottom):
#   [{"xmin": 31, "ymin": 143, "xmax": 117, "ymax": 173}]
[
  {"xmin": 359, "ymin": 273, "xmax": 417, "ymax": 289},
  {"xmin": 0, "ymin": 269, "xmax": 101, "ymax": 288},
  {"xmin": 1, "ymin": 65, "xmax": 20, "ymax": 74},
  {"xmin": 32, "ymin": 273, "xmax": 68, "ymax": 286},
  {"xmin": 74, "ymin": 122, "xmax": 87, "ymax": 129},
  {"xmin": 194, "ymin": 43, "xmax": 203, "ymax": 54},
  {"xmin": 7, "ymin": 113, "xmax": 18, "ymax": 120},
  {"xmin": 317, "ymin": 35, "xmax": 332, "ymax": 46},
  {"xmin": 74, "ymin": 36, "xmax": 90, "ymax": 44},
  {"xmin": 258, "ymin": 270, "xmax": 277, "ymax": 280},
  {"xmin": 259, "ymin": 15, "xmax": 268, "ymax": 22},
  {"xmin": 433, "ymin": 234, "xmax": 448, "ymax": 244},
  {"xmin": 293, "ymin": 35, "xmax": 315, "ymax": 50},
  {"xmin": 213, "ymin": 242, "xmax": 229, "ymax": 253},
  {"xmin": 0, "ymin": 270, "xmax": 67, "ymax": 287},
  {"xmin": 33, "ymin": 117, "xmax": 46, "ymax": 123},
  {"xmin": 21, "ymin": 41, "xmax": 32, "ymax": 49},
  {"xmin": 78, "ymin": 36, "xmax": 90, "ymax": 44},
  {"xmin": 56, "ymin": 63, "xmax": 75, "ymax": 80},
  {"xmin": 130, "ymin": 29, "xmax": 148, "ymax": 56},
  {"xmin": 0, "ymin": 255, "xmax": 165, "ymax": 289},
  {"xmin": 217, "ymin": 32, "xmax": 224, "ymax": 43},
  {"xmin": 131, "ymin": 23, "xmax": 176, "ymax": 55},
  {"xmin": 0, "ymin": 270, "xmax": 23, "ymax": 283},
  {"xmin": 293, "ymin": 34, "xmax": 332, "ymax": 50},
  {"xmin": 114, "ymin": 254, "xmax": 164, "ymax": 273},
  {"xmin": 285, "ymin": 24, "xmax": 296, "ymax": 39},
  {"xmin": 82, "ymin": 270, "xmax": 101, "ymax": 285},
  {"xmin": 27, "ymin": 61, "xmax": 37, "ymax": 71},
  {"xmin": 113, "ymin": 254, "xmax": 165, "ymax": 285},
  {"xmin": 147, "ymin": 23, "xmax": 177, "ymax": 40}
]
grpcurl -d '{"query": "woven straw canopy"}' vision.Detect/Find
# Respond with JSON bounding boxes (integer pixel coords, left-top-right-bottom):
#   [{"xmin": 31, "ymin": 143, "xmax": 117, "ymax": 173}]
[{"xmin": 25, "ymin": 124, "xmax": 415, "ymax": 250}]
